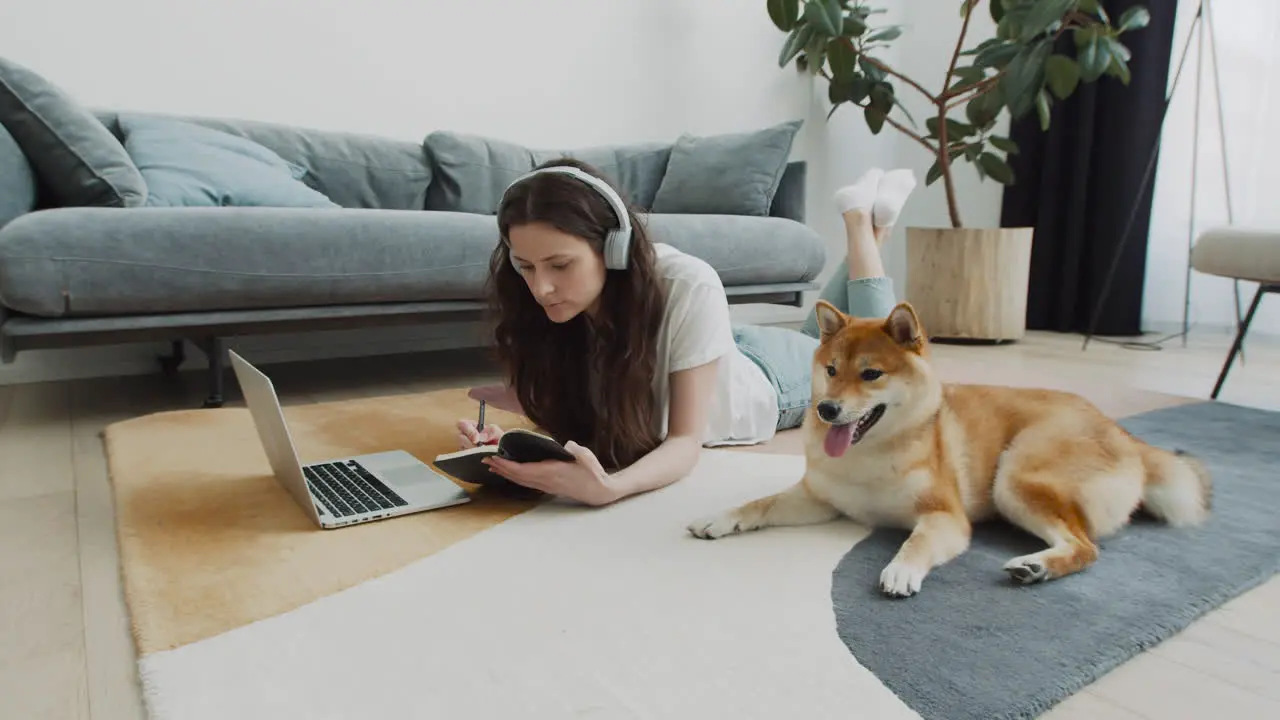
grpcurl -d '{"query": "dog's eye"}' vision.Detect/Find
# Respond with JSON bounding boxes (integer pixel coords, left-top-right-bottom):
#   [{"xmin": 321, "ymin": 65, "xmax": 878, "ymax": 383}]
[
  {"xmin": 860, "ymin": 368, "xmax": 884, "ymax": 381},
  {"xmin": 825, "ymin": 364, "xmax": 837, "ymax": 377}
]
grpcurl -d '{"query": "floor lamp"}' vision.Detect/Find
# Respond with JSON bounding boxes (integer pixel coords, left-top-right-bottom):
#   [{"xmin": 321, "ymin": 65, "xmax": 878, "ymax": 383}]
[{"xmin": 1081, "ymin": 0, "xmax": 1241, "ymax": 353}]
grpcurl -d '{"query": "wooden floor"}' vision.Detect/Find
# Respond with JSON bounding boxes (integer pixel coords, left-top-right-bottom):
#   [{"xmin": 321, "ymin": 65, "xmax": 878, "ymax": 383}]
[{"xmin": 2, "ymin": 327, "xmax": 1278, "ymax": 719}]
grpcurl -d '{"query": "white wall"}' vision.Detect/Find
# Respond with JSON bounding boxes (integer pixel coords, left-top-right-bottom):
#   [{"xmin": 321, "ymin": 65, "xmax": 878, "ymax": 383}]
[
  {"xmin": 1145, "ymin": 0, "xmax": 1280, "ymax": 336},
  {"xmin": 0, "ymin": 0, "xmax": 1002, "ymax": 384}
]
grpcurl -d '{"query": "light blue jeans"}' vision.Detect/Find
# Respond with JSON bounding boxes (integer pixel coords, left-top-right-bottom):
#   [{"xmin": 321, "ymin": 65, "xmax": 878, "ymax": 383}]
[{"xmin": 733, "ymin": 258, "xmax": 898, "ymax": 431}]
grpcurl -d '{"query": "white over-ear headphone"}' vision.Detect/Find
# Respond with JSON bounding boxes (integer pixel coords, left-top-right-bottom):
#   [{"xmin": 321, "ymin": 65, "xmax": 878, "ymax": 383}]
[{"xmin": 501, "ymin": 165, "xmax": 633, "ymax": 270}]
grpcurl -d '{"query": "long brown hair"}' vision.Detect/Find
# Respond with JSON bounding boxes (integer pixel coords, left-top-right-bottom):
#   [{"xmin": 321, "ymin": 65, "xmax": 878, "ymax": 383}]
[{"xmin": 489, "ymin": 158, "xmax": 666, "ymax": 470}]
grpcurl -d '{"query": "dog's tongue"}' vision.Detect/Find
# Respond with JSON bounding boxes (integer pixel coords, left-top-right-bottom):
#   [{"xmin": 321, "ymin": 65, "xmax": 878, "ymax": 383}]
[{"xmin": 824, "ymin": 423, "xmax": 856, "ymax": 457}]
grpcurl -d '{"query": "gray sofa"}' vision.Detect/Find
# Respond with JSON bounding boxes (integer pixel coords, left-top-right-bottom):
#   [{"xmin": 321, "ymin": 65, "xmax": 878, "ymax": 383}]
[{"xmin": 0, "ymin": 63, "xmax": 825, "ymax": 408}]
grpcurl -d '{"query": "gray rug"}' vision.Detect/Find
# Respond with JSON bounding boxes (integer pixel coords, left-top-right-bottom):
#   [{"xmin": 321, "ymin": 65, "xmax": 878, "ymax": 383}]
[{"xmin": 831, "ymin": 400, "xmax": 1280, "ymax": 719}]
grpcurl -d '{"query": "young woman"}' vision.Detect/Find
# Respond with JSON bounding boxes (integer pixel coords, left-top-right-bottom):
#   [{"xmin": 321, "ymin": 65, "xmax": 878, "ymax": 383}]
[{"xmin": 455, "ymin": 158, "xmax": 917, "ymax": 506}]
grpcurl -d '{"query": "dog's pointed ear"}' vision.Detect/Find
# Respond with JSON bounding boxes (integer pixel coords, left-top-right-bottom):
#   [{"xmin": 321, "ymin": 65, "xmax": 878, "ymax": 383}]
[
  {"xmin": 814, "ymin": 300, "xmax": 848, "ymax": 341},
  {"xmin": 883, "ymin": 303, "xmax": 925, "ymax": 351}
]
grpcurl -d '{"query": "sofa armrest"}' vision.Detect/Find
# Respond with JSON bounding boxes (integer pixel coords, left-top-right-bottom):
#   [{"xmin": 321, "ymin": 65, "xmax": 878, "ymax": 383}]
[
  {"xmin": 770, "ymin": 161, "xmax": 806, "ymax": 224},
  {"xmin": 1, "ymin": 122, "xmax": 37, "ymax": 228}
]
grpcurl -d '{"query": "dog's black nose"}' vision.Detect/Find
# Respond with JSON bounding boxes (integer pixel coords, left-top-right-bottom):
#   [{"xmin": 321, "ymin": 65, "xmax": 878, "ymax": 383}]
[{"xmin": 816, "ymin": 400, "xmax": 842, "ymax": 422}]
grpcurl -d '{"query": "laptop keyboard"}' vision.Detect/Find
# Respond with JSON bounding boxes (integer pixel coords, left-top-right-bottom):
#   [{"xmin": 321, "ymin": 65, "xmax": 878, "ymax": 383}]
[{"xmin": 303, "ymin": 461, "xmax": 409, "ymax": 518}]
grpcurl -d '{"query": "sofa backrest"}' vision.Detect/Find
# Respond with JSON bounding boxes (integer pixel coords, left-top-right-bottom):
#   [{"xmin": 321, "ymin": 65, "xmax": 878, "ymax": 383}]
[
  {"xmin": 93, "ymin": 111, "xmax": 434, "ymax": 211},
  {"xmin": 422, "ymin": 124, "xmax": 807, "ymax": 224},
  {"xmin": 30, "ymin": 110, "xmax": 808, "ymax": 223},
  {"xmin": 0, "ymin": 120, "xmax": 37, "ymax": 228}
]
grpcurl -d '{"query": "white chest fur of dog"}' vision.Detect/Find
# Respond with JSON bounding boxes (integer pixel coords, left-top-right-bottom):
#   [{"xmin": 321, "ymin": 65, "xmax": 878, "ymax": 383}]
[{"xmin": 687, "ymin": 301, "xmax": 1212, "ymax": 599}]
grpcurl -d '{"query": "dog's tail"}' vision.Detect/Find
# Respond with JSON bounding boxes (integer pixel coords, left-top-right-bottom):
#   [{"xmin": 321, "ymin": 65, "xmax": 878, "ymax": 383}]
[{"xmin": 1139, "ymin": 445, "xmax": 1212, "ymax": 527}]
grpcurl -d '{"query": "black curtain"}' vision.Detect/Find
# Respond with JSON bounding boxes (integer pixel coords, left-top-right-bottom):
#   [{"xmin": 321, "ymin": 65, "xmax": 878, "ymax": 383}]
[{"xmin": 1000, "ymin": 1, "xmax": 1179, "ymax": 336}]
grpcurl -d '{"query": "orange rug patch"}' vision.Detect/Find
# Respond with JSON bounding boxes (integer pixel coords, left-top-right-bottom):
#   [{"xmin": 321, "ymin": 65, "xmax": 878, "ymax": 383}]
[{"xmin": 104, "ymin": 387, "xmax": 538, "ymax": 655}]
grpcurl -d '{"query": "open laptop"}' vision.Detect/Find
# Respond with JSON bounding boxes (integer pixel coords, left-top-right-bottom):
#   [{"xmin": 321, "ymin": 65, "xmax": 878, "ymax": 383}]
[{"xmin": 228, "ymin": 349, "xmax": 472, "ymax": 529}]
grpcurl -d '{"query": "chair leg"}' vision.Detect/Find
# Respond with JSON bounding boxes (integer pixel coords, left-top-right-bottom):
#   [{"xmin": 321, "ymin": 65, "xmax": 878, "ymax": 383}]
[
  {"xmin": 1211, "ymin": 285, "xmax": 1267, "ymax": 399},
  {"xmin": 1234, "ymin": 279, "xmax": 1246, "ymax": 364}
]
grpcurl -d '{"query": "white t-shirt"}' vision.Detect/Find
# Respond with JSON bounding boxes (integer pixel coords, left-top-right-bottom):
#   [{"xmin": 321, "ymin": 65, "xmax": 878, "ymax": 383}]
[{"xmin": 649, "ymin": 243, "xmax": 779, "ymax": 446}]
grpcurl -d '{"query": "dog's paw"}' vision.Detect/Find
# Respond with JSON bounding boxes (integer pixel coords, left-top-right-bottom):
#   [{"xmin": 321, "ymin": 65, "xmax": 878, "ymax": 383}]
[
  {"xmin": 879, "ymin": 560, "xmax": 926, "ymax": 598},
  {"xmin": 1002, "ymin": 555, "xmax": 1049, "ymax": 584},
  {"xmin": 687, "ymin": 510, "xmax": 750, "ymax": 540}
]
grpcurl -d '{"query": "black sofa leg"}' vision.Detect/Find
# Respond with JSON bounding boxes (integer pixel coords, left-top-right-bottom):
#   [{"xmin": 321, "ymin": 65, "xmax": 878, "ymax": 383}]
[
  {"xmin": 158, "ymin": 340, "xmax": 186, "ymax": 376},
  {"xmin": 192, "ymin": 337, "xmax": 226, "ymax": 409},
  {"xmin": 1210, "ymin": 285, "xmax": 1271, "ymax": 400}
]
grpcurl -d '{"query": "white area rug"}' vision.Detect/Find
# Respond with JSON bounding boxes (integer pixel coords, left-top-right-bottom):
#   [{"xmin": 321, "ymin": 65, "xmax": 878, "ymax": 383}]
[{"xmin": 137, "ymin": 449, "xmax": 919, "ymax": 719}]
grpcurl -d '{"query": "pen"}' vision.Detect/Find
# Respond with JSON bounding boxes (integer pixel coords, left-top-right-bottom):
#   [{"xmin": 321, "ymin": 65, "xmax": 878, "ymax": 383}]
[{"xmin": 477, "ymin": 399, "xmax": 498, "ymax": 445}]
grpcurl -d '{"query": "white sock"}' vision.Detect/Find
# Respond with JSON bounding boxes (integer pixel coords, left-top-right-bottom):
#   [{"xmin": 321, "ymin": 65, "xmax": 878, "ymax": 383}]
[
  {"xmin": 873, "ymin": 168, "xmax": 917, "ymax": 227},
  {"xmin": 834, "ymin": 168, "xmax": 884, "ymax": 214}
]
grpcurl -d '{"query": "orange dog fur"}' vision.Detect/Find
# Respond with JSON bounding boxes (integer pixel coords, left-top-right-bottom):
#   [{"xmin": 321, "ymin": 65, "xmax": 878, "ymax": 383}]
[{"xmin": 688, "ymin": 300, "xmax": 1212, "ymax": 597}]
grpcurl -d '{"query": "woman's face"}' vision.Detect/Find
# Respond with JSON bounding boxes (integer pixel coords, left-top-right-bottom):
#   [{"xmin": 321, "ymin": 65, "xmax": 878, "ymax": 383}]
[{"xmin": 507, "ymin": 221, "xmax": 608, "ymax": 323}]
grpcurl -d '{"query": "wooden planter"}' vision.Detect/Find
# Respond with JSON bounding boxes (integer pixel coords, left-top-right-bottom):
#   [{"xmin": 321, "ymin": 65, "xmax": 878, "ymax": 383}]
[{"xmin": 904, "ymin": 226, "xmax": 1035, "ymax": 342}]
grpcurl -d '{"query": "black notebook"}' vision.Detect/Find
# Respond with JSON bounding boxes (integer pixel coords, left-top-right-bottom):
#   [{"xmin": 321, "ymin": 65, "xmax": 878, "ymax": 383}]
[{"xmin": 432, "ymin": 428, "xmax": 576, "ymax": 487}]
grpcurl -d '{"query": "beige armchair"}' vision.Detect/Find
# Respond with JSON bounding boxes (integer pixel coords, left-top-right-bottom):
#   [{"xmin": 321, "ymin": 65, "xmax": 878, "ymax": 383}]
[{"xmin": 1190, "ymin": 227, "xmax": 1280, "ymax": 398}]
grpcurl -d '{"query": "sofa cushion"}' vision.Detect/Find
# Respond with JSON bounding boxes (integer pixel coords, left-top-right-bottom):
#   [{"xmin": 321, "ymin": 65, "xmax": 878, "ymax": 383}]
[
  {"xmin": 116, "ymin": 114, "xmax": 339, "ymax": 209},
  {"xmin": 96, "ymin": 112, "xmax": 431, "ymax": 211},
  {"xmin": 0, "ymin": 56, "xmax": 148, "ymax": 208},
  {"xmin": 0, "ymin": 121, "xmax": 35, "ymax": 227},
  {"xmin": 0, "ymin": 207, "xmax": 499, "ymax": 317},
  {"xmin": 643, "ymin": 213, "xmax": 825, "ymax": 287},
  {"xmin": 0, "ymin": 209, "xmax": 825, "ymax": 318},
  {"xmin": 650, "ymin": 120, "xmax": 802, "ymax": 217},
  {"xmin": 423, "ymin": 131, "xmax": 671, "ymax": 214}
]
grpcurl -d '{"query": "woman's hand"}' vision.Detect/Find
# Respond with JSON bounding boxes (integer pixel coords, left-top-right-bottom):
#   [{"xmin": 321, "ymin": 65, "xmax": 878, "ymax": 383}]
[
  {"xmin": 456, "ymin": 419, "xmax": 504, "ymax": 449},
  {"xmin": 482, "ymin": 441, "xmax": 619, "ymax": 507}
]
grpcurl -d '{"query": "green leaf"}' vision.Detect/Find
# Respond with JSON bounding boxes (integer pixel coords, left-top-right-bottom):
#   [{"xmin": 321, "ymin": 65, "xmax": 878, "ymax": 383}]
[
  {"xmin": 804, "ymin": 0, "xmax": 843, "ymax": 37},
  {"xmin": 989, "ymin": 135, "xmax": 1019, "ymax": 155},
  {"xmin": 926, "ymin": 116, "xmax": 976, "ymax": 140},
  {"xmin": 965, "ymin": 88, "xmax": 1003, "ymax": 129},
  {"xmin": 865, "ymin": 104, "xmax": 887, "ymax": 134},
  {"xmin": 842, "ymin": 15, "xmax": 868, "ymax": 36},
  {"xmin": 859, "ymin": 55, "xmax": 888, "ymax": 82},
  {"xmin": 828, "ymin": 81, "xmax": 846, "ymax": 105},
  {"xmin": 1077, "ymin": 0, "xmax": 1100, "ymax": 15},
  {"xmin": 1118, "ymin": 6, "xmax": 1151, "ymax": 32},
  {"xmin": 827, "ymin": 39, "xmax": 858, "ymax": 82},
  {"xmin": 1015, "ymin": 0, "xmax": 1075, "ymax": 43},
  {"xmin": 804, "ymin": 29, "xmax": 828, "ymax": 74},
  {"xmin": 865, "ymin": 25, "xmax": 903, "ymax": 43},
  {"xmin": 1104, "ymin": 38, "xmax": 1132, "ymax": 84},
  {"xmin": 926, "ymin": 160, "xmax": 944, "ymax": 186},
  {"xmin": 990, "ymin": 0, "xmax": 1007, "ymax": 24},
  {"xmin": 892, "ymin": 95, "xmax": 918, "ymax": 127},
  {"xmin": 828, "ymin": 73, "xmax": 872, "ymax": 105},
  {"xmin": 926, "ymin": 146, "xmax": 964, "ymax": 186},
  {"xmin": 961, "ymin": 37, "xmax": 1001, "ymax": 57},
  {"xmin": 948, "ymin": 65, "xmax": 986, "ymax": 92},
  {"xmin": 1044, "ymin": 54, "xmax": 1080, "ymax": 99},
  {"xmin": 848, "ymin": 76, "xmax": 873, "ymax": 104},
  {"xmin": 868, "ymin": 81, "xmax": 895, "ymax": 115},
  {"xmin": 767, "ymin": 0, "xmax": 800, "ymax": 32},
  {"xmin": 778, "ymin": 24, "xmax": 815, "ymax": 67},
  {"xmin": 1108, "ymin": 36, "xmax": 1132, "ymax": 63},
  {"xmin": 1000, "ymin": 39, "xmax": 1052, "ymax": 118},
  {"xmin": 974, "ymin": 41, "xmax": 1020, "ymax": 69},
  {"xmin": 979, "ymin": 152, "xmax": 1016, "ymax": 184},
  {"xmin": 1035, "ymin": 89, "xmax": 1052, "ymax": 130},
  {"xmin": 1076, "ymin": 29, "xmax": 1109, "ymax": 82}
]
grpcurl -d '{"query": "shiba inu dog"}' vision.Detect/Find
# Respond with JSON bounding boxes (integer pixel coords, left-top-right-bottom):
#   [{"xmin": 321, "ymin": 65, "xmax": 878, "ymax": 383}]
[{"xmin": 688, "ymin": 300, "xmax": 1212, "ymax": 598}]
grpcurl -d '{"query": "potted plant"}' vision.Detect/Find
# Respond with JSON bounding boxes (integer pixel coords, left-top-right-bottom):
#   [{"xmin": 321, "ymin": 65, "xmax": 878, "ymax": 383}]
[{"xmin": 768, "ymin": 0, "xmax": 1150, "ymax": 340}]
